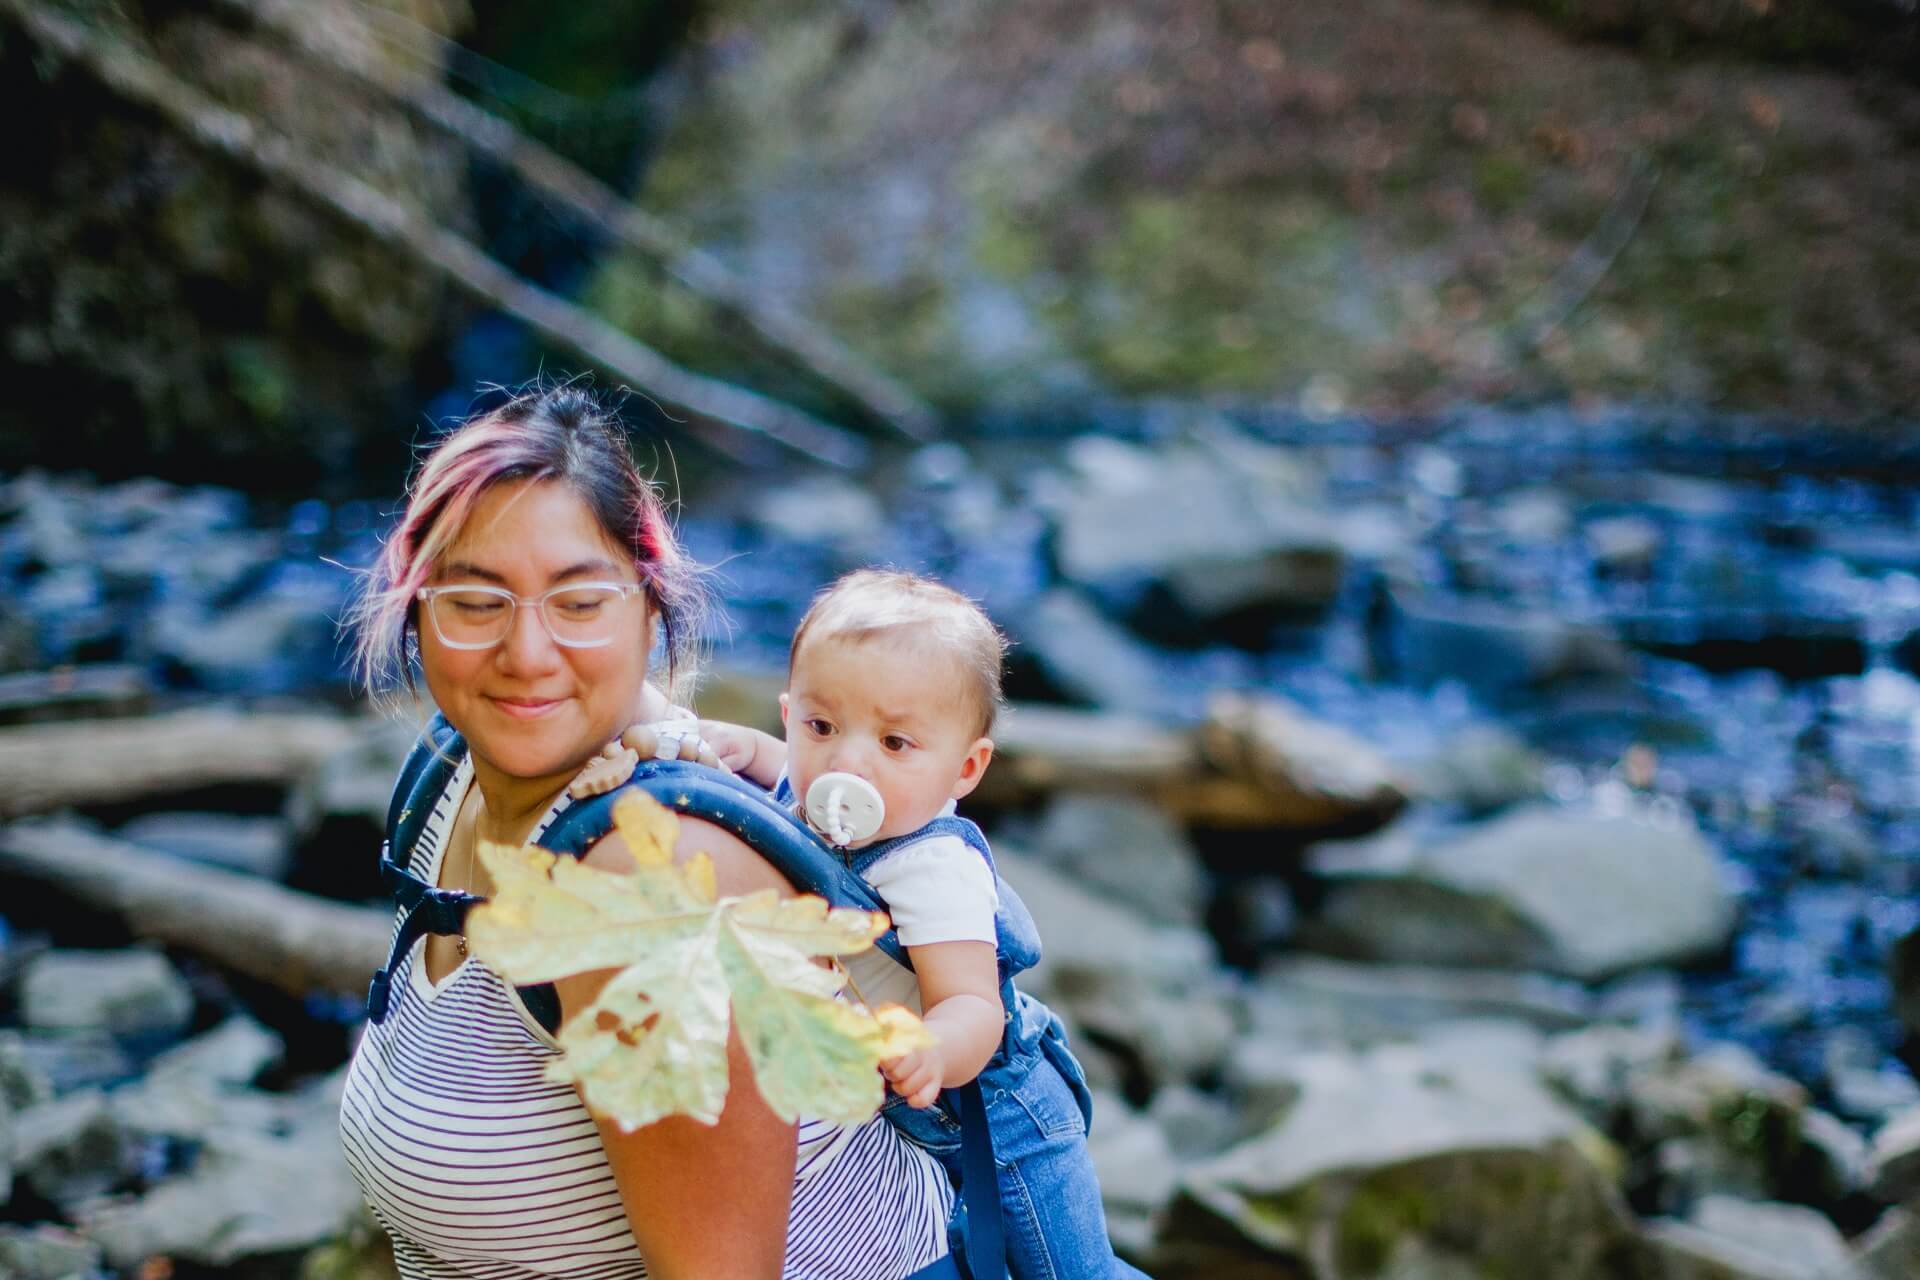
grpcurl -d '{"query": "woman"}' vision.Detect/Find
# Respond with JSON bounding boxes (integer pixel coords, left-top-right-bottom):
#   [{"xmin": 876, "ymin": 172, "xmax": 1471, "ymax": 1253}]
[{"xmin": 337, "ymin": 386, "xmax": 955, "ymax": 1280}]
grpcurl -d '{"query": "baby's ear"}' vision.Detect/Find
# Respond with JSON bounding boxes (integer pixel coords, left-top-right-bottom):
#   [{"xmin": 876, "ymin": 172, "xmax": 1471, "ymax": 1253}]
[
  {"xmin": 949, "ymin": 737, "xmax": 995, "ymax": 801},
  {"xmin": 779, "ymin": 692, "xmax": 790, "ymax": 727}
]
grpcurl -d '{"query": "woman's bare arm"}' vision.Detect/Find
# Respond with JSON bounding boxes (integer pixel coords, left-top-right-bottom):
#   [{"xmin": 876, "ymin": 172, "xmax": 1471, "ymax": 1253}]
[{"xmin": 553, "ymin": 816, "xmax": 798, "ymax": 1280}]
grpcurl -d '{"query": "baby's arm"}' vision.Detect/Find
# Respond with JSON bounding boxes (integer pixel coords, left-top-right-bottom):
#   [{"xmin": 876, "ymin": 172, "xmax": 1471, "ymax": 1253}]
[
  {"xmin": 883, "ymin": 942, "xmax": 1001, "ymax": 1107},
  {"xmin": 699, "ymin": 722, "xmax": 786, "ymax": 787}
]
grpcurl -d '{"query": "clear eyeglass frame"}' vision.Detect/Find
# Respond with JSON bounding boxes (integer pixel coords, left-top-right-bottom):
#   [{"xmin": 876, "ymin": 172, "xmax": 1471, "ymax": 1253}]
[{"xmin": 415, "ymin": 581, "xmax": 645, "ymax": 650}]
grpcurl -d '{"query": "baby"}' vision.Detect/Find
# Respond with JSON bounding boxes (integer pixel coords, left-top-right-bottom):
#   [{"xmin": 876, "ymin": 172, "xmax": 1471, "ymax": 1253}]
[{"xmin": 685, "ymin": 569, "xmax": 1144, "ymax": 1280}]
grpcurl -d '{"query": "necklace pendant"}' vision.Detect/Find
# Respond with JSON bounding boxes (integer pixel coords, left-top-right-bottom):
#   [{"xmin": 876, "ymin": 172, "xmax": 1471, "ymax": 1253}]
[{"xmin": 456, "ymin": 935, "xmax": 469, "ymax": 958}]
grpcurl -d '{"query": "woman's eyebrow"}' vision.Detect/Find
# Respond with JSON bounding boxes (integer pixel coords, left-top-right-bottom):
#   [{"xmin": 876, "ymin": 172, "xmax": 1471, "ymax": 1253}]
[
  {"xmin": 438, "ymin": 560, "xmax": 506, "ymax": 584},
  {"xmin": 550, "ymin": 559, "xmax": 622, "ymax": 581},
  {"xmin": 437, "ymin": 558, "xmax": 621, "ymax": 584}
]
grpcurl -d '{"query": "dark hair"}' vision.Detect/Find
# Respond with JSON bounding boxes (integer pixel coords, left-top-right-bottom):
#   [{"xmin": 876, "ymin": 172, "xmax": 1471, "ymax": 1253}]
[{"xmin": 347, "ymin": 383, "xmax": 708, "ymax": 702}]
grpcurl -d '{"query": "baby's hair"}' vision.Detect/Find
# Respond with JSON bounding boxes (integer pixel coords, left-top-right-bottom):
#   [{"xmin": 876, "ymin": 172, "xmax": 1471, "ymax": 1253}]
[{"xmin": 789, "ymin": 569, "xmax": 1007, "ymax": 736}]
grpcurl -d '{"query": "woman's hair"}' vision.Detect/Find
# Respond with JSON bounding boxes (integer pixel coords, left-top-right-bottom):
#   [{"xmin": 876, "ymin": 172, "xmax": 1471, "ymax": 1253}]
[
  {"xmin": 348, "ymin": 384, "xmax": 707, "ymax": 703},
  {"xmin": 789, "ymin": 569, "xmax": 1007, "ymax": 736}
]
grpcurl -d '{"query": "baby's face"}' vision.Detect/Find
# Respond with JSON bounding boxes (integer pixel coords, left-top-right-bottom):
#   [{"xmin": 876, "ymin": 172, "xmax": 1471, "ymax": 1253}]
[{"xmin": 783, "ymin": 632, "xmax": 991, "ymax": 848}]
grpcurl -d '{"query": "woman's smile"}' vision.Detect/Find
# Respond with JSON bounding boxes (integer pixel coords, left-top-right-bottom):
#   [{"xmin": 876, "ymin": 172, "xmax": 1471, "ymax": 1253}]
[{"xmin": 488, "ymin": 694, "xmax": 568, "ymax": 719}]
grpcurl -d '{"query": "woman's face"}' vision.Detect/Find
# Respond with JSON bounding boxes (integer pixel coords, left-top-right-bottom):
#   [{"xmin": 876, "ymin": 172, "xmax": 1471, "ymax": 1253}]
[{"xmin": 418, "ymin": 478, "xmax": 650, "ymax": 787}]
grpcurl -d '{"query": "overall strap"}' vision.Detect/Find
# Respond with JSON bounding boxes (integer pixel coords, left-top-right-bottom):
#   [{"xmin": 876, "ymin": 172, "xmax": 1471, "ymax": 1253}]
[{"xmin": 366, "ymin": 715, "xmax": 470, "ymax": 1023}]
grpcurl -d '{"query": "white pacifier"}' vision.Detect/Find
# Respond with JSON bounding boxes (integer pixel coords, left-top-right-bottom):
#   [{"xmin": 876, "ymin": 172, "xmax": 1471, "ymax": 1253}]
[{"xmin": 804, "ymin": 772, "xmax": 886, "ymax": 848}]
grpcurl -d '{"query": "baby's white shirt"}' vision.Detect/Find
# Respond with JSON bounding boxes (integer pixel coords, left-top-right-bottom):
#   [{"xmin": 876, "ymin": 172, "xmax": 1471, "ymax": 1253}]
[{"xmin": 839, "ymin": 833, "xmax": 999, "ymax": 1015}]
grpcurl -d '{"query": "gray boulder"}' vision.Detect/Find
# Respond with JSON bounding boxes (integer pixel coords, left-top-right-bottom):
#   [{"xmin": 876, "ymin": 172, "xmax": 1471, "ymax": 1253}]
[
  {"xmin": 1867, "ymin": 1104, "xmax": 1920, "ymax": 1202},
  {"xmin": 1015, "ymin": 590, "xmax": 1169, "ymax": 716},
  {"xmin": 0, "ymin": 1225, "xmax": 104, "ymax": 1280},
  {"xmin": 1407, "ymin": 722, "xmax": 1546, "ymax": 815},
  {"xmin": 79, "ymin": 1070, "xmax": 361, "ymax": 1268},
  {"xmin": 1856, "ymin": 1208, "xmax": 1920, "ymax": 1280},
  {"xmin": 0, "ymin": 1031, "xmax": 52, "ymax": 1110},
  {"xmin": 1175, "ymin": 1041, "xmax": 1628, "ymax": 1277},
  {"xmin": 10, "ymin": 1090, "xmax": 137, "ymax": 1210},
  {"xmin": 1198, "ymin": 691, "xmax": 1409, "ymax": 834},
  {"xmin": 997, "ymin": 846, "xmax": 1236, "ymax": 1089},
  {"xmin": 1641, "ymin": 1195, "xmax": 1862, "ymax": 1280},
  {"xmin": 1053, "ymin": 435, "xmax": 1347, "ymax": 620},
  {"xmin": 1307, "ymin": 802, "xmax": 1737, "ymax": 981},
  {"xmin": 1085, "ymin": 1091, "xmax": 1180, "ymax": 1259},
  {"xmin": 1028, "ymin": 792, "xmax": 1207, "ymax": 927},
  {"xmin": 1252, "ymin": 955, "xmax": 1595, "ymax": 1047},
  {"xmin": 1383, "ymin": 587, "xmax": 1635, "ymax": 693},
  {"xmin": 20, "ymin": 950, "xmax": 194, "ymax": 1042}
]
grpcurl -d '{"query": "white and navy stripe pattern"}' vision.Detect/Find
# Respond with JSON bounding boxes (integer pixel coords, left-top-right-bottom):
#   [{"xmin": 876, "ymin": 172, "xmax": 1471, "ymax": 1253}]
[{"xmin": 339, "ymin": 755, "xmax": 952, "ymax": 1280}]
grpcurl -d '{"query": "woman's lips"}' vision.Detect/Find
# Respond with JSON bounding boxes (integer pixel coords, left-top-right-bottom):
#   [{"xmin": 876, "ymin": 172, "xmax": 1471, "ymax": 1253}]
[{"xmin": 488, "ymin": 695, "xmax": 566, "ymax": 720}]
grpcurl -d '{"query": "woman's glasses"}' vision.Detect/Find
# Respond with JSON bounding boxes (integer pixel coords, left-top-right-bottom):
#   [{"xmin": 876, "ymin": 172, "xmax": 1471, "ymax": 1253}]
[{"xmin": 416, "ymin": 582, "xmax": 645, "ymax": 650}]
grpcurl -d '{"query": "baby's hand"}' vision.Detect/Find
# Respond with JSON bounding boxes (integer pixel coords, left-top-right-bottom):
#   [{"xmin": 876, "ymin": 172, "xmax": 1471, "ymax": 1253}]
[
  {"xmin": 621, "ymin": 721, "xmax": 724, "ymax": 771},
  {"xmin": 881, "ymin": 1047, "xmax": 943, "ymax": 1110},
  {"xmin": 698, "ymin": 721, "xmax": 766, "ymax": 777}
]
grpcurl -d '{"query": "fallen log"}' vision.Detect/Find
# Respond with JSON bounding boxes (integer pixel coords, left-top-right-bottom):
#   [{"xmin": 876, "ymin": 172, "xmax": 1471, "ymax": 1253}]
[
  {"xmin": 215, "ymin": 0, "xmax": 940, "ymax": 444},
  {"xmin": 0, "ymin": 821, "xmax": 388, "ymax": 999},
  {"xmin": 0, "ymin": 708, "xmax": 359, "ymax": 819}
]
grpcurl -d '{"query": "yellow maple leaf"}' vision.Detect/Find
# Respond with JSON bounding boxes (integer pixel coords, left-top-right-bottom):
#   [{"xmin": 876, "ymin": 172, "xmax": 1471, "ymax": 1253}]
[{"xmin": 467, "ymin": 790, "xmax": 934, "ymax": 1129}]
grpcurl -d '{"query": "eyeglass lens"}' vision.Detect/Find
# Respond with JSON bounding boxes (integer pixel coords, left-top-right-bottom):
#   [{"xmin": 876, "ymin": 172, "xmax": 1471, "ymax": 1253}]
[{"xmin": 429, "ymin": 587, "xmax": 627, "ymax": 647}]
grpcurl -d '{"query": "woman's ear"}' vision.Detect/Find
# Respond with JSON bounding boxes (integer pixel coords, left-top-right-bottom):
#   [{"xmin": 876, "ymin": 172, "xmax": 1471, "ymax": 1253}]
[{"xmin": 949, "ymin": 737, "xmax": 995, "ymax": 801}]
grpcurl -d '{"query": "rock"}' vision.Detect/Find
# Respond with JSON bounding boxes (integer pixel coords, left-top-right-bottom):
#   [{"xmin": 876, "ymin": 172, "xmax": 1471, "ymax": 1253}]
[
  {"xmin": 147, "ymin": 591, "xmax": 337, "ymax": 694},
  {"xmin": 1407, "ymin": 722, "xmax": 1546, "ymax": 815},
  {"xmin": 1251, "ymin": 956, "xmax": 1595, "ymax": 1045},
  {"xmin": 1306, "ymin": 802, "xmax": 1736, "ymax": 981},
  {"xmin": 79, "ymin": 1071, "xmax": 362, "ymax": 1268},
  {"xmin": 996, "ymin": 845, "xmax": 1235, "ymax": 1088},
  {"xmin": 1627, "ymin": 1043, "xmax": 1809, "ymax": 1208},
  {"xmin": 1174, "ymin": 1041, "xmax": 1628, "ymax": 1277},
  {"xmin": 1198, "ymin": 692, "xmax": 1409, "ymax": 834},
  {"xmin": 1492, "ymin": 487, "xmax": 1574, "ymax": 545},
  {"xmin": 1867, "ymin": 1105, "xmax": 1920, "ymax": 1202},
  {"xmin": 11, "ymin": 1090, "xmax": 138, "ymax": 1209},
  {"xmin": 1085, "ymin": 1091, "xmax": 1180, "ymax": 1258},
  {"xmin": 1540, "ymin": 1025, "xmax": 1685, "ymax": 1127},
  {"xmin": 1014, "ymin": 590, "xmax": 1170, "ymax": 716},
  {"xmin": 285, "ymin": 712, "xmax": 421, "ymax": 898},
  {"xmin": 1382, "ymin": 587, "xmax": 1635, "ymax": 694},
  {"xmin": 1, "ymin": 1093, "xmax": 11, "ymax": 1206},
  {"xmin": 1795, "ymin": 1108, "xmax": 1870, "ymax": 1205},
  {"xmin": 748, "ymin": 476, "xmax": 887, "ymax": 549},
  {"xmin": 1586, "ymin": 514, "xmax": 1664, "ymax": 575},
  {"xmin": 0, "ymin": 1225, "xmax": 104, "ymax": 1280},
  {"xmin": 1028, "ymin": 793, "xmax": 1207, "ymax": 927},
  {"xmin": 143, "ymin": 1015, "xmax": 282, "ymax": 1090},
  {"xmin": 4, "ymin": 1031, "xmax": 136, "ymax": 1096},
  {"xmin": 1855, "ymin": 1207, "xmax": 1920, "ymax": 1280},
  {"xmin": 1145, "ymin": 1085, "xmax": 1246, "ymax": 1161},
  {"xmin": 0, "ymin": 663, "xmax": 153, "ymax": 727},
  {"xmin": 0, "ymin": 1031, "xmax": 54, "ymax": 1110},
  {"xmin": 117, "ymin": 812, "xmax": 292, "ymax": 879},
  {"xmin": 1052, "ymin": 435, "xmax": 1346, "ymax": 621},
  {"xmin": 20, "ymin": 950, "xmax": 194, "ymax": 1043},
  {"xmin": 1641, "ymin": 1196, "xmax": 1862, "ymax": 1280}
]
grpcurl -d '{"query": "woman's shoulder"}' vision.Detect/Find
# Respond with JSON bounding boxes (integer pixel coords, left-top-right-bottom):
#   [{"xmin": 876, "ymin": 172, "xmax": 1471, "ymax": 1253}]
[{"xmin": 579, "ymin": 806, "xmax": 796, "ymax": 896}]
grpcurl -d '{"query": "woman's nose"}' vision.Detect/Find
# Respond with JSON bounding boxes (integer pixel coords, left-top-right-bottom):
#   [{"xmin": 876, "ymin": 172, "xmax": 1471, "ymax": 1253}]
[{"xmin": 495, "ymin": 600, "xmax": 561, "ymax": 673}]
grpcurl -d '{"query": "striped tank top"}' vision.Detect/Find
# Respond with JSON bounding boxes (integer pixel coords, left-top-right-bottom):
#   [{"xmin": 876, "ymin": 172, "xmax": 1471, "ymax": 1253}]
[{"xmin": 338, "ymin": 755, "xmax": 953, "ymax": 1280}]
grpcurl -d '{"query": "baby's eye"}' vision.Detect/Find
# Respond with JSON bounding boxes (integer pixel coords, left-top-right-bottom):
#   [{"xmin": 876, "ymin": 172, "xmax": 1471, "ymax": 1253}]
[
  {"xmin": 804, "ymin": 718, "xmax": 835, "ymax": 738},
  {"xmin": 881, "ymin": 734, "xmax": 914, "ymax": 752}
]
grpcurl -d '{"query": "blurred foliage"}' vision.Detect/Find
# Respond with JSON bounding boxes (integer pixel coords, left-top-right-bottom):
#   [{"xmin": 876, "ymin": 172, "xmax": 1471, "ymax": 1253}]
[{"xmin": 596, "ymin": 0, "xmax": 1920, "ymax": 421}]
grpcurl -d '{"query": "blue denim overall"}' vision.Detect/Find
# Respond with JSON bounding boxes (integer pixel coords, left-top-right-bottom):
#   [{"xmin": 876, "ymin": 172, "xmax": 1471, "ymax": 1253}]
[{"xmin": 839, "ymin": 817, "xmax": 1146, "ymax": 1280}]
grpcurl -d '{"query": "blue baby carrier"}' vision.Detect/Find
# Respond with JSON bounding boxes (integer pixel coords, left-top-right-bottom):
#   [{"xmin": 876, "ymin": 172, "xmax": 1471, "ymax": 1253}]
[{"xmin": 364, "ymin": 714, "xmax": 1056, "ymax": 1280}]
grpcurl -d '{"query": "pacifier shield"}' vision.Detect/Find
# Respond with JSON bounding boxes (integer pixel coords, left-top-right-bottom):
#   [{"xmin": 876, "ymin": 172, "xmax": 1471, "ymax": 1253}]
[{"xmin": 803, "ymin": 772, "xmax": 886, "ymax": 847}]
